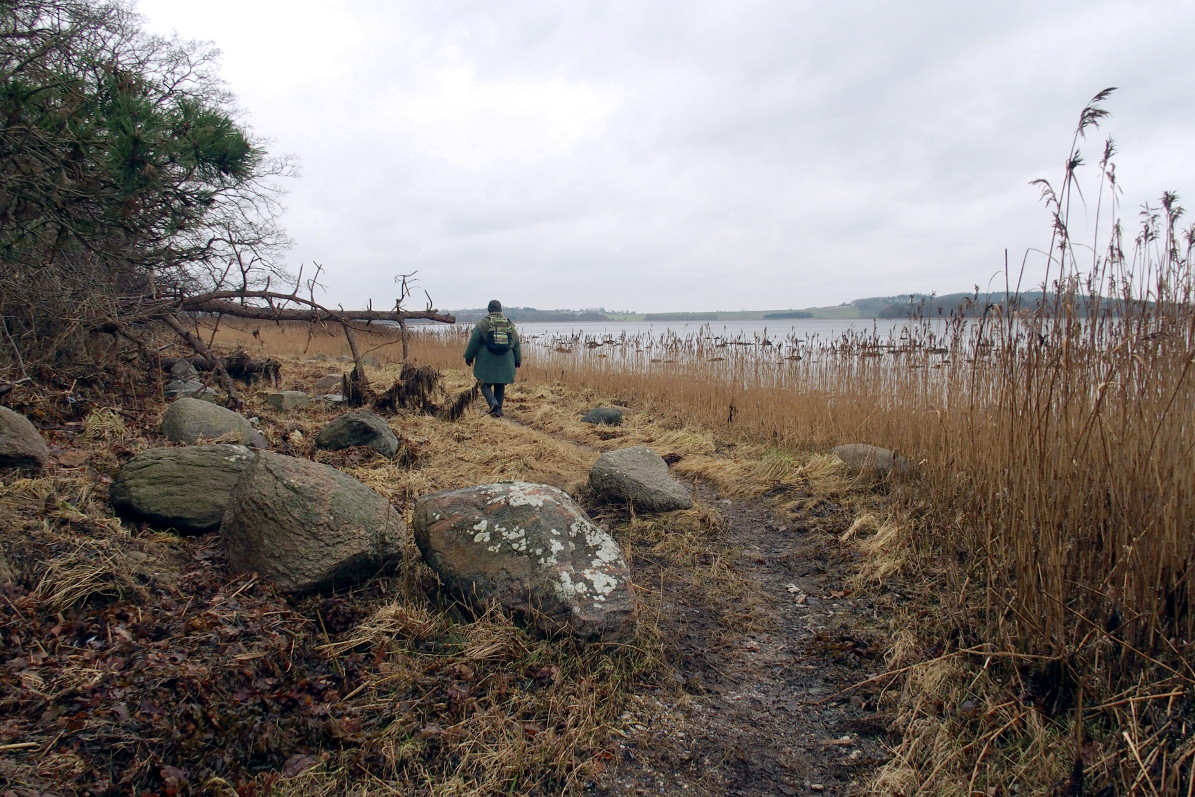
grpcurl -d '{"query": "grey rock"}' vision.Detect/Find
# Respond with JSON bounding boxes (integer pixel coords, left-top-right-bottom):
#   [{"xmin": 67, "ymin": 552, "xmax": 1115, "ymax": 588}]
[
  {"xmin": 361, "ymin": 356, "xmax": 381, "ymax": 367},
  {"xmin": 830, "ymin": 443, "xmax": 913, "ymax": 476},
  {"xmin": 169, "ymin": 358, "xmax": 200, "ymax": 381},
  {"xmin": 317, "ymin": 394, "xmax": 347, "ymax": 405},
  {"xmin": 0, "ymin": 406, "xmax": 50, "ymax": 470},
  {"xmin": 413, "ymin": 482, "xmax": 638, "ymax": 641},
  {"xmin": 264, "ymin": 390, "xmax": 310, "ymax": 411},
  {"xmin": 221, "ymin": 452, "xmax": 404, "ymax": 593},
  {"xmin": 315, "ymin": 409, "xmax": 398, "ymax": 458},
  {"xmin": 312, "ymin": 374, "xmax": 343, "ymax": 394},
  {"xmin": 160, "ymin": 397, "xmax": 257, "ymax": 445},
  {"xmin": 589, "ymin": 446, "xmax": 693, "ymax": 512},
  {"xmin": 110, "ymin": 445, "xmax": 255, "ymax": 533},
  {"xmin": 581, "ymin": 407, "xmax": 624, "ymax": 426},
  {"xmin": 164, "ymin": 379, "xmax": 219, "ymax": 401}
]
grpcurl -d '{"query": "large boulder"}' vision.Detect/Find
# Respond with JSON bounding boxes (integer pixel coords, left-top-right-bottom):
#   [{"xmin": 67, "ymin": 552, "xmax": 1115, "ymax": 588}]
[
  {"xmin": 413, "ymin": 482, "xmax": 638, "ymax": 641},
  {"xmin": 109, "ymin": 445, "xmax": 255, "ymax": 533},
  {"xmin": 161, "ymin": 397, "xmax": 256, "ymax": 445},
  {"xmin": 0, "ymin": 406, "xmax": 50, "ymax": 470},
  {"xmin": 589, "ymin": 446, "xmax": 693, "ymax": 512},
  {"xmin": 315, "ymin": 409, "xmax": 398, "ymax": 458},
  {"xmin": 830, "ymin": 444, "xmax": 913, "ymax": 476},
  {"xmin": 221, "ymin": 452, "xmax": 404, "ymax": 593}
]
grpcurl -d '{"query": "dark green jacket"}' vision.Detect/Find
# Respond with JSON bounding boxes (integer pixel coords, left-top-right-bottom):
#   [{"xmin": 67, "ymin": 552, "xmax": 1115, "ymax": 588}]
[{"xmin": 464, "ymin": 313, "xmax": 522, "ymax": 384}]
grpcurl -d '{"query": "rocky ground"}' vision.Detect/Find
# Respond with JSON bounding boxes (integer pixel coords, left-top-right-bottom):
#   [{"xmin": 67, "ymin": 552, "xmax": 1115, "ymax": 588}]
[{"xmin": 0, "ymin": 369, "xmax": 896, "ymax": 796}]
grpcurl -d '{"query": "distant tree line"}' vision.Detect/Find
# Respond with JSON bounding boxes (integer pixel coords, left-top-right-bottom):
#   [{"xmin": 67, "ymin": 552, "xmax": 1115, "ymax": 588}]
[
  {"xmin": 453, "ymin": 307, "xmax": 614, "ymax": 323},
  {"xmin": 762, "ymin": 311, "xmax": 813, "ymax": 319},
  {"xmin": 642, "ymin": 313, "xmax": 718, "ymax": 321},
  {"xmin": 863, "ymin": 291, "xmax": 1134, "ymax": 319}
]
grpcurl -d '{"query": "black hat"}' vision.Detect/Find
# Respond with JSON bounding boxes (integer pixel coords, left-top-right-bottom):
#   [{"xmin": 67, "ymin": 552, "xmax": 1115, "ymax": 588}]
[{"xmin": 487, "ymin": 299, "xmax": 502, "ymax": 312}]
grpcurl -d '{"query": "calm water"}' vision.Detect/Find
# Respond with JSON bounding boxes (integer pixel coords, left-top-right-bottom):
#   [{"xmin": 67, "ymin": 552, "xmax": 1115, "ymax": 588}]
[
  {"xmin": 422, "ymin": 318, "xmax": 943, "ymax": 342},
  {"xmin": 413, "ymin": 317, "xmax": 974, "ymax": 370}
]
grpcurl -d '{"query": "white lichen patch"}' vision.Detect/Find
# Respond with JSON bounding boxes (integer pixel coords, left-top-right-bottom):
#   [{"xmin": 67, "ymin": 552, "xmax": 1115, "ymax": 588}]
[
  {"xmin": 570, "ymin": 519, "xmax": 623, "ymax": 566},
  {"xmin": 584, "ymin": 568, "xmax": 619, "ymax": 601},
  {"xmin": 498, "ymin": 482, "xmax": 548, "ymax": 508},
  {"xmin": 471, "ymin": 519, "xmax": 491, "ymax": 544},
  {"xmin": 556, "ymin": 571, "xmax": 590, "ymax": 603}
]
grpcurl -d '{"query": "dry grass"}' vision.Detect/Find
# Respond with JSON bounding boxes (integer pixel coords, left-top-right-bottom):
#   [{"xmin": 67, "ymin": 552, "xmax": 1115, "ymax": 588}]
[{"xmin": 0, "ymin": 372, "xmax": 679, "ymax": 796}]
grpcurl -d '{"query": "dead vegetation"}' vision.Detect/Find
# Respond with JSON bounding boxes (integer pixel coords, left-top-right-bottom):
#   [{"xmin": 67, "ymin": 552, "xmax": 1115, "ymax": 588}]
[{"xmin": 1, "ymin": 351, "xmax": 893, "ymax": 796}]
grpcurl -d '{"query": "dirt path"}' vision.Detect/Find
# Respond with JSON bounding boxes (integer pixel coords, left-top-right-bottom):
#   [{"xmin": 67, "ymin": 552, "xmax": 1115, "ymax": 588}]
[
  {"xmin": 597, "ymin": 487, "xmax": 890, "ymax": 796},
  {"xmin": 505, "ymin": 415, "xmax": 893, "ymax": 796}
]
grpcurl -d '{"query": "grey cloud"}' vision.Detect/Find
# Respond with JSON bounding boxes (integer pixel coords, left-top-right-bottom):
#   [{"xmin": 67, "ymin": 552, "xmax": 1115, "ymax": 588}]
[{"xmin": 135, "ymin": 0, "xmax": 1195, "ymax": 313}]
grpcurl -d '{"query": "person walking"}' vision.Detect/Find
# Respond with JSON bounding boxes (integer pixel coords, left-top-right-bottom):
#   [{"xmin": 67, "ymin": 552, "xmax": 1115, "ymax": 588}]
[{"xmin": 464, "ymin": 300, "xmax": 521, "ymax": 417}]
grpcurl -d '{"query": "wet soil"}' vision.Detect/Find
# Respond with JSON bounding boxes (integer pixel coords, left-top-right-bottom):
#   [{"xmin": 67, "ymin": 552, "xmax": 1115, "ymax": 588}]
[{"xmin": 595, "ymin": 486, "xmax": 892, "ymax": 796}]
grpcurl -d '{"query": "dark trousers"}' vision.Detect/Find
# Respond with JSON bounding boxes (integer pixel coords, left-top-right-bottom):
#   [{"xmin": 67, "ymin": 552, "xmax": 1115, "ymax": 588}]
[{"xmin": 480, "ymin": 383, "xmax": 505, "ymax": 410}]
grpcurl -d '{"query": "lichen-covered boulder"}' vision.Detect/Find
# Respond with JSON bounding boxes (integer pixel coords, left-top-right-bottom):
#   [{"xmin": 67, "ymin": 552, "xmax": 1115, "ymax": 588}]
[
  {"xmin": 109, "ymin": 445, "xmax": 255, "ymax": 533},
  {"xmin": 589, "ymin": 446, "xmax": 693, "ymax": 513},
  {"xmin": 413, "ymin": 482, "xmax": 638, "ymax": 641},
  {"xmin": 0, "ymin": 406, "xmax": 50, "ymax": 470},
  {"xmin": 315, "ymin": 409, "xmax": 398, "ymax": 458},
  {"xmin": 161, "ymin": 397, "xmax": 256, "ymax": 444},
  {"xmin": 830, "ymin": 444, "xmax": 913, "ymax": 476},
  {"xmin": 581, "ymin": 407, "xmax": 624, "ymax": 426},
  {"xmin": 221, "ymin": 452, "xmax": 404, "ymax": 593}
]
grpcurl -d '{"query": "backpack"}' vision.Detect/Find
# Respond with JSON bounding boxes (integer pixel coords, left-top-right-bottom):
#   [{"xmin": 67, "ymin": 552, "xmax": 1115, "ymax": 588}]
[{"xmin": 484, "ymin": 316, "xmax": 515, "ymax": 355}]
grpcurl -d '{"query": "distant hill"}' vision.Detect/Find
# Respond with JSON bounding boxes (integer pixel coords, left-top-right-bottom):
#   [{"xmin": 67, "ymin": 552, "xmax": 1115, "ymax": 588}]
[{"xmin": 861, "ymin": 291, "xmax": 1122, "ymax": 319}]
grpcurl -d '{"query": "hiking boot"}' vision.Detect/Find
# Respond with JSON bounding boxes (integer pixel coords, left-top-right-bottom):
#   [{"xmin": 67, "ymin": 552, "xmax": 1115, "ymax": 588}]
[{"xmin": 488, "ymin": 406, "xmax": 504, "ymax": 418}]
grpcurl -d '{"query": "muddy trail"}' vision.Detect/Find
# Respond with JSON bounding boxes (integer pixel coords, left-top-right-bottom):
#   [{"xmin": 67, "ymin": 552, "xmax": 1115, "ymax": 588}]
[
  {"xmin": 598, "ymin": 490, "xmax": 890, "ymax": 796},
  {"xmin": 504, "ymin": 415, "xmax": 894, "ymax": 796}
]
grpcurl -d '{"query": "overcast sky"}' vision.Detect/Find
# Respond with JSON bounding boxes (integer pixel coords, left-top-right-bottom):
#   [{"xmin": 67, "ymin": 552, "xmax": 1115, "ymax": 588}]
[{"xmin": 135, "ymin": 0, "xmax": 1194, "ymax": 313}]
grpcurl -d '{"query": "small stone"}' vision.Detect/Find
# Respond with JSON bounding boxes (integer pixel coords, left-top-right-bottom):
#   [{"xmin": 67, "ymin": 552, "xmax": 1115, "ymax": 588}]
[
  {"xmin": 0, "ymin": 406, "xmax": 50, "ymax": 470},
  {"xmin": 312, "ymin": 374, "xmax": 342, "ymax": 394},
  {"xmin": 315, "ymin": 409, "xmax": 398, "ymax": 458},
  {"xmin": 581, "ymin": 407, "xmax": 623, "ymax": 425},
  {"xmin": 589, "ymin": 446, "xmax": 693, "ymax": 512},
  {"xmin": 264, "ymin": 391, "xmax": 309, "ymax": 411}
]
